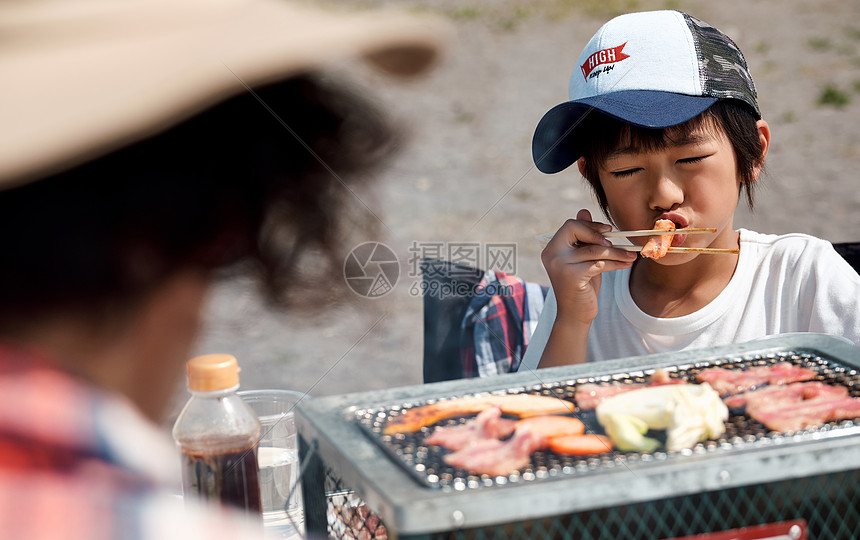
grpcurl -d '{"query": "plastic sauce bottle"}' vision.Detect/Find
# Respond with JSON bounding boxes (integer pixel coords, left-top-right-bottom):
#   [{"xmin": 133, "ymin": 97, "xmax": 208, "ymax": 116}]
[{"xmin": 172, "ymin": 354, "xmax": 263, "ymax": 513}]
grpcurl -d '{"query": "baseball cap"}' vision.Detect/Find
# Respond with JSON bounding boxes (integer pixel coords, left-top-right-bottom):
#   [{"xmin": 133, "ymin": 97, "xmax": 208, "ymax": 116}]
[
  {"xmin": 532, "ymin": 10, "xmax": 760, "ymax": 174},
  {"xmin": 0, "ymin": 0, "xmax": 447, "ymax": 188}
]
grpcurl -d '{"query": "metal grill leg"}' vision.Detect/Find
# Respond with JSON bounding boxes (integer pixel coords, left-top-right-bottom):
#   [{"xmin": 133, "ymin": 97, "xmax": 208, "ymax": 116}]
[{"xmin": 298, "ymin": 435, "xmax": 327, "ymax": 537}]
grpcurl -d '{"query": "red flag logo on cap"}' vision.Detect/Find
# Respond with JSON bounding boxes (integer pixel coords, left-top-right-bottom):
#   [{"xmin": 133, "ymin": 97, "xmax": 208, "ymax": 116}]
[{"xmin": 580, "ymin": 42, "xmax": 629, "ymax": 81}]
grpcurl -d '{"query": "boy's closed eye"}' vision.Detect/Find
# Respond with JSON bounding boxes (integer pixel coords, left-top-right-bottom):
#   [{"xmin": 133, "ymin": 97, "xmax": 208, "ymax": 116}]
[
  {"xmin": 676, "ymin": 154, "xmax": 712, "ymax": 165},
  {"xmin": 606, "ymin": 151, "xmax": 715, "ymax": 177},
  {"xmin": 609, "ymin": 167, "xmax": 641, "ymax": 178}
]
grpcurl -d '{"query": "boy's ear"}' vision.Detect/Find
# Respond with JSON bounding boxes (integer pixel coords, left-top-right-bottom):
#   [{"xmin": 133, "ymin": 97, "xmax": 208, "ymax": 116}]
[
  {"xmin": 577, "ymin": 157, "xmax": 587, "ymax": 177},
  {"xmin": 752, "ymin": 120, "xmax": 771, "ymax": 181}
]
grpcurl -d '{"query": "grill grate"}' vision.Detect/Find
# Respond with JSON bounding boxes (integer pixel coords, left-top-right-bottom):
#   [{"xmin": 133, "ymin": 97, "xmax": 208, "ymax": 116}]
[{"xmin": 354, "ymin": 349, "xmax": 860, "ymax": 491}]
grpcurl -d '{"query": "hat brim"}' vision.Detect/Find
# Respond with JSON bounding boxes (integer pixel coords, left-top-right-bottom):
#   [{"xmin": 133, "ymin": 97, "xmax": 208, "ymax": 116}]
[
  {"xmin": 0, "ymin": 0, "xmax": 448, "ymax": 187},
  {"xmin": 532, "ymin": 90, "xmax": 718, "ymax": 174}
]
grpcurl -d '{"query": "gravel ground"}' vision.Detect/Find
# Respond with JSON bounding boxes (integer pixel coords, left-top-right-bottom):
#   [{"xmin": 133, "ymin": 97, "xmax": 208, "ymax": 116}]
[{"xmin": 166, "ymin": 0, "xmax": 860, "ymax": 423}]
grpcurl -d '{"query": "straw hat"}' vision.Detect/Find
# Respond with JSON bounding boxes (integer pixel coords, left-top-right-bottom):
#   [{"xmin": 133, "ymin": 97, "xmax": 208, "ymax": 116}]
[{"xmin": 0, "ymin": 0, "xmax": 447, "ymax": 188}]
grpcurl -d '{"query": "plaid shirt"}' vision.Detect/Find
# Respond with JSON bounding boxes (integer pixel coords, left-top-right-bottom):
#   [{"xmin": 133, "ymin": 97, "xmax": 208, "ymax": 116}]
[
  {"xmin": 0, "ymin": 344, "xmax": 266, "ymax": 540},
  {"xmin": 459, "ymin": 270, "xmax": 548, "ymax": 377}
]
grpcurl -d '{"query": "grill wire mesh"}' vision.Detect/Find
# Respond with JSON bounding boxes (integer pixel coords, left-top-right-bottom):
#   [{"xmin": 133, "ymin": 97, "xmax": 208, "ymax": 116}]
[
  {"xmin": 314, "ymin": 453, "xmax": 860, "ymax": 539},
  {"xmin": 430, "ymin": 468, "xmax": 860, "ymax": 539},
  {"xmin": 301, "ymin": 462, "xmax": 391, "ymax": 540},
  {"xmin": 304, "ymin": 348, "xmax": 860, "ymax": 539},
  {"xmin": 355, "ymin": 349, "xmax": 859, "ymax": 491}
]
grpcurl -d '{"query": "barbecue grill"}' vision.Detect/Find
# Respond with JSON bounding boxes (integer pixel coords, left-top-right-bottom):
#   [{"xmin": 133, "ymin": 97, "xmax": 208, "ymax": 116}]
[{"xmin": 296, "ymin": 334, "xmax": 860, "ymax": 539}]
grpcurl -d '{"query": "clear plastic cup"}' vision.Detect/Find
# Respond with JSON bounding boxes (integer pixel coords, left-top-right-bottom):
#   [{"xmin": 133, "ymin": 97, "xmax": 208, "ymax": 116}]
[{"xmin": 238, "ymin": 389, "xmax": 309, "ymax": 539}]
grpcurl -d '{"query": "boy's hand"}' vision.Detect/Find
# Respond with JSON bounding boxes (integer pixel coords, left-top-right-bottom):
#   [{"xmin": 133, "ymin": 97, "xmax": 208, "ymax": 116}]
[{"xmin": 541, "ymin": 209, "xmax": 637, "ymax": 325}]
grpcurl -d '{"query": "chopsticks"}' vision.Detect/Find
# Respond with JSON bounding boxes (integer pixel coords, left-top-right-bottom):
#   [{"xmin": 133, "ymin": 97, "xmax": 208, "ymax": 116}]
[
  {"xmin": 615, "ymin": 245, "xmax": 739, "ymax": 254},
  {"xmin": 535, "ymin": 228, "xmax": 715, "ymax": 245},
  {"xmin": 535, "ymin": 227, "xmax": 737, "ymax": 254},
  {"xmin": 603, "ymin": 227, "xmax": 716, "ymax": 238}
]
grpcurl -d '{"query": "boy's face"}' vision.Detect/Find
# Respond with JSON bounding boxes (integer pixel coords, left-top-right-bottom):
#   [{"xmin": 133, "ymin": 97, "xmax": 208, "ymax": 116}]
[{"xmin": 586, "ymin": 122, "xmax": 742, "ymax": 264}]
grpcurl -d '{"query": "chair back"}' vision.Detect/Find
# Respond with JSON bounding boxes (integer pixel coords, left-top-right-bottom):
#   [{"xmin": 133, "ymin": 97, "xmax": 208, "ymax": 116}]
[
  {"xmin": 421, "ymin": 258, "xmax": 549, "ymax": 383},
  {"xmin": 834, "ymin": 242, "xmax": 860, "ymax": 273},
  {"xmin": 420, "ymin": 259, "xmax": 484, "ymax": 383}
]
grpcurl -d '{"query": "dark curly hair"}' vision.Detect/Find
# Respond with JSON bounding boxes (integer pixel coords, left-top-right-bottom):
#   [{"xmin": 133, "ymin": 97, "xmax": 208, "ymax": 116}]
[
  {"xmin": 577, "ymin": 100, "xmax": 765, "ymax": 223},
  {"xmin": 0, "ymin": 73, "xmax": 396, "ymax": 335}
]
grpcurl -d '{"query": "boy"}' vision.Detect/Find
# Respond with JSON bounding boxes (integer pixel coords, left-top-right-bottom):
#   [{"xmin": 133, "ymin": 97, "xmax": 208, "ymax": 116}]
[{"xmin": 521, "ymin": 10, "xmax": 860, "ymax": 369}]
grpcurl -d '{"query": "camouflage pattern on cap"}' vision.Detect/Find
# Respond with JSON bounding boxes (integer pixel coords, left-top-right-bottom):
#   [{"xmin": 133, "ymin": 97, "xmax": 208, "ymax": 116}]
[{"xmin": 684, "ymin": 13, "xmax": 760, "ymax": 118}]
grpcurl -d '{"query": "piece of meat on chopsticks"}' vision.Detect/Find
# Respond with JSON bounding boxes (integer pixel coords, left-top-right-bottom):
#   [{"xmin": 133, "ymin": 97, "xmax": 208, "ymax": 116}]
[
  {"xmin": 383, "ymin": 394, "xmax": 574, "ymax": 435},
  {"xmin": 442, "ymin": 424, "xmax": 547, "ymax": 476},
  {"xmin": 639, "ymin": 219, "xmax": 675, "ymax": 259},
  {"xmin": 696, "ymin": 362, "xmax": 816, "ymax": 396},
  {"xmin": 425, "ymin": 406, "xmax": 517, "ymax": 451}
]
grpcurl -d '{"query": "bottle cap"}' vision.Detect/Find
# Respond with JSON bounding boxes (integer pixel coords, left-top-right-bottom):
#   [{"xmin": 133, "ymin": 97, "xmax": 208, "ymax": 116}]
[{"xmin": 186, "ymin": 354, "xmax": 241, "ymax": 391}]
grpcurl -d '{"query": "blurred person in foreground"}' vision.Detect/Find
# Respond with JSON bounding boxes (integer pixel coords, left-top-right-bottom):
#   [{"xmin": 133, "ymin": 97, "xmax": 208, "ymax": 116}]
[{"xmin": 0, "ymin": 0, "xmax": 443, "ymax": 538}]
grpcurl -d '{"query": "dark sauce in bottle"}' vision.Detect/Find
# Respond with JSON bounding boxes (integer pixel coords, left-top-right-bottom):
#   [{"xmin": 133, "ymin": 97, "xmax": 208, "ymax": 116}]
[{"xmin": 181, "ymin": 441, "xmax": 263, "ymax": 513}]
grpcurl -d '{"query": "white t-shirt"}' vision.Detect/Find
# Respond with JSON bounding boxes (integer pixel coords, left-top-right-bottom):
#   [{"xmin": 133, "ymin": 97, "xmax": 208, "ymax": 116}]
[{"xmin": 520, "ymin": 229, "xmax": 860, "ymax": 370}]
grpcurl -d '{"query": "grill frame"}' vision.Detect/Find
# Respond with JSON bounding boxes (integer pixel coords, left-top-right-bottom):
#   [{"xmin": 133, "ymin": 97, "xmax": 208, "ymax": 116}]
[
  {"xmin": 296, "ymin": 334, "xmax": 860, "ymax": 536},
  {"xmin": 356, "ymin": 348, "xmax": 859, "ymax": 492}
]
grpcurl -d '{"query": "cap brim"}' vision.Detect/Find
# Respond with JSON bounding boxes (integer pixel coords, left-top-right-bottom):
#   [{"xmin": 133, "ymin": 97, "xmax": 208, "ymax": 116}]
[
  {"xmin": 532, "ymin": 90, "xmax": 718, "ymax": 174},
  {"xmin": 0, "ymin": 0, "xmax": 448, "ymax": 187}
]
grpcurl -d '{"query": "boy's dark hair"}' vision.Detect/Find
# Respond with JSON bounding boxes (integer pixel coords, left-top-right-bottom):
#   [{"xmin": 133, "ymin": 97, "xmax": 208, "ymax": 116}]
[
  {"xmin": 577, "ymin": 100, "xmax": 764, "ymax": 222},
  {"xmin": 0, "ymin": 74, "xmax": 395, "ymax": 335}
]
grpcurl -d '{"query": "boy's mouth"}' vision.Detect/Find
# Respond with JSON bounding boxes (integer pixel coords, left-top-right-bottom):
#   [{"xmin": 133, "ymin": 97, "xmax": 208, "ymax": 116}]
[
  {"xmin": 670, "ymin": 233, "xmax": 687, "ymax": 248},
  {"xmin": 656, "ymin": 213, "xmax": 688, "ymax": 247}
]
